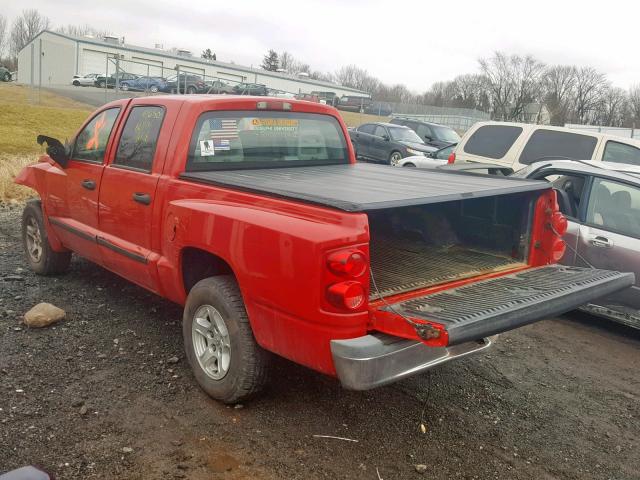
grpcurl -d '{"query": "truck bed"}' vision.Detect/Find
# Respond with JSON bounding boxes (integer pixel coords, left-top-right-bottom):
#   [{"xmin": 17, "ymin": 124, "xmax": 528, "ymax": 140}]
[
  {"xmin": 179, "ymin": 163, "xmax": 547, "ymax": 212},
  {"xmin": 369, "ymin": 237, "xmax": 523, "ymax": 299}
]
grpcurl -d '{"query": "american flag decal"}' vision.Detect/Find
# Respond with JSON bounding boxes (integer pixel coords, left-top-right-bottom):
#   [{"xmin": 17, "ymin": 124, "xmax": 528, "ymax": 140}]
[{"xmin": 209, "ymin": 119, "xmax": 239, "ymax": 140}]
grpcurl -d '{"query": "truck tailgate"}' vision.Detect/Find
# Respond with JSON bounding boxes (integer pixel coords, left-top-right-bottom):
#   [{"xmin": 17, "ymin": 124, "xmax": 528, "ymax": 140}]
[{"xmin": 384, "ymin": 266, "xmax": 635, "ymax": 345}]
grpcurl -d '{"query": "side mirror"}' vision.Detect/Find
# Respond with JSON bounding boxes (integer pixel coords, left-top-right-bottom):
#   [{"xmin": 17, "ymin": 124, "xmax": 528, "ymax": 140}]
[
  {"xmin": 37, "ymin": 135, "xmax": 70, "ymax": 168},
  {"xmin": 382, "ymin": 134, "xmax": 390, "ymax": 141},
  {"xmin": 424, "ymin": 136, "xmax": 432, "ymax": 142},
  {"xmin": 427, "ymin": 152, "xmax": 436, "ymax": 159}
]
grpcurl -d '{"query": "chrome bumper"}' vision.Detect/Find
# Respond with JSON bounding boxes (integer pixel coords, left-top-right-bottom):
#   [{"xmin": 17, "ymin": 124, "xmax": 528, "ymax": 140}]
[{"xmin": 330, "ymin": 334, "xmax": 492, "ymax": 390}]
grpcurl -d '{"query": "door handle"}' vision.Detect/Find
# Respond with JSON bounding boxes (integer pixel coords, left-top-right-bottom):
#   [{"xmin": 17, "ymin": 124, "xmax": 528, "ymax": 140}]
[
  {"xmin": 589, "ymin": 235, "xmax": 613, "ymax": 248},
  {"xmin": 132, "ymin": 192, "xmax": 152, "ymax": 205},
  {"xmin": 81, "ymin": 179, "xmax": 96, "ymax": 190}
]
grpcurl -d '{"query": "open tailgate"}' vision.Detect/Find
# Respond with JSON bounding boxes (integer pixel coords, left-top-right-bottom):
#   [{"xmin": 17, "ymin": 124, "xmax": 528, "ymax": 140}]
[{"xmin": 384, "ymin": 265, "xmax": 635, "ymax": 345}]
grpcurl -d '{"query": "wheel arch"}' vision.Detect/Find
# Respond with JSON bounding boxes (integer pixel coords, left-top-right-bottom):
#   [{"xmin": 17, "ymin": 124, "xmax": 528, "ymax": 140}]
[{"xmin": 180, "ymin": 246, "xmax": 236, "ymax": 296}]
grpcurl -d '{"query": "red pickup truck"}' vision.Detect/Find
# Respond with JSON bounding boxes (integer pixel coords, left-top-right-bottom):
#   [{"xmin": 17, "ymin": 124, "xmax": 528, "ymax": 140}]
[{"xmin": 16, "ymin": 96, "xmax": 634, "ymax": 403}]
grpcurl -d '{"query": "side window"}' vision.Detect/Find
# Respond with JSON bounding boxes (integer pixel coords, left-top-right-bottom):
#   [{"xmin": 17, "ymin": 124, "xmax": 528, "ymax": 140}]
[
  {"xmin": 373, "ymin": 126, "xmax": 387, "ymax": 138},
  {"xmin": 416, "ymin": 124, "xmax": 433, "ymax": 140},
  {"xmin": 586, "ymin": 178, "xmax": 640, "ymax": 238},
  {"xmin": 113, "ymin": 106, "xmax": 165, "ymax": 172},
  {"xmin": 72, "ymin": 108, "xmax": 120, "ymax": 163},
  {"xmin": 463, "ymin": 125, "xmax": 523, "ymax": 159},
  {"xmin": 358, "ymin": 124, "xmax": 375, "ymax": 134},
  {"xmin": 602, "ymin": 141, "xmax": 640, "ymax": 166},
  {"xmin": 519, "ymin": 130, "xmax": 597, "ymax": 165}
]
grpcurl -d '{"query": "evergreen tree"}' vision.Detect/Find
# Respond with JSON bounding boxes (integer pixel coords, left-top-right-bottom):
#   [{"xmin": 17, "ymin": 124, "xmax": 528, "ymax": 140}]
[{"xmin": 261, "ymin": 49, "xmax": 279, "ymax": 71}]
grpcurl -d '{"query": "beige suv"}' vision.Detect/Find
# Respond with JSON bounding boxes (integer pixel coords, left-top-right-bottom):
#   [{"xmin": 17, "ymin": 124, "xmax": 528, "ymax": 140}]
[{"xmin": 452, "ymin": 122, "xmax": 640, "ymax": 171}]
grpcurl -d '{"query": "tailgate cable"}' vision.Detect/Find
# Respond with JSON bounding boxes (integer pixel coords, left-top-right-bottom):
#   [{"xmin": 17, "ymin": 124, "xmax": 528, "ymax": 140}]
[
  {"xmin": 369, "ymin": 267, "xmax": 443, "ymax": 341},
  {"xmin": 549, "ymin": 223, "xmax": 595, "ymax": 269}
]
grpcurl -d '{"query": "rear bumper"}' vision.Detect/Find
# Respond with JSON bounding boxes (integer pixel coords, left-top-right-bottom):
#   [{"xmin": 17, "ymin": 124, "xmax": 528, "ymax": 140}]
[{"xmin": 330, "ymin": 333, "xmax": 492, "ymax": 390}]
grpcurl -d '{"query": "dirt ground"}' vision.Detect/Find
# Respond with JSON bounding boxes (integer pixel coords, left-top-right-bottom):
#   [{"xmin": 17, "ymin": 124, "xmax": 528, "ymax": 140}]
[{"xmin": 1, "ymin": 204, "xmax": 639, "ymax": 480}]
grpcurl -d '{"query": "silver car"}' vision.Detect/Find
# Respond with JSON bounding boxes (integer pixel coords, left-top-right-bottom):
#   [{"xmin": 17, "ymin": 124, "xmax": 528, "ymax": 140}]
[{"xmin": 515, "ymin": 160, "xmax": 640, "ymax": 328}]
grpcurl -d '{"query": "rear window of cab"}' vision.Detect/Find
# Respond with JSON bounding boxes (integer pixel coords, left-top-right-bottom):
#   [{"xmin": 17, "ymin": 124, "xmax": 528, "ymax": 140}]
[{"xmin": 186, "ymin": 111, "xmax": 348, "ymax": 171}]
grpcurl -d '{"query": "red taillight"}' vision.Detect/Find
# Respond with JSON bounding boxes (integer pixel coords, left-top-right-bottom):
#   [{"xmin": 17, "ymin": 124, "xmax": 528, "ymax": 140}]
[
  {"xmin": 447, "ymin": 152, "xmax": 456, "ymax": 164},
  {"xmin": 551, "ymin": 211, "xmax": 568, "ymax": 236},
  {"xmin": 327, "ymin": 250, "xmax": 367, "ymax": 277},
  {"xmin": 327, "ymin": 281, "xmax": 366, "ymax": 310},
  {"xmin": 551, "ymin": 238, "xmax": 566, "ymax": 262}
]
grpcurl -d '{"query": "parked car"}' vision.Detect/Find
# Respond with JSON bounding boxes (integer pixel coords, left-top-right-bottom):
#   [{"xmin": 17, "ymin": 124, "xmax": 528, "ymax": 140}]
[
  {"xmin": 336, "ymin": 95, "xmax": 373, "ymax": 113},
  {"xmin": 349, "ymin": 122, "xmax": 437, "ymax": 164},
  {"xmin": 364, "ymin": 102, "xmax": 393, "ymax": 116},
  {"xmin": 18, "ymin": 97, "xmax": 632, "ymax": 404},
  {"xmin": 165, "ymin": 74, "xmax": 207, "ymax": 94},
  {"xmin": 394, "ymin": 143, "xmax": 457, "ymax": 168},
  {"xmin": 120, "ymin": 76, "xmax": 167, "ymax": 93},
  {"xmin": 232, "ymin": 82, "xmax": 268, "ymax": 95},
  {"xmin": 0, "ymin": 65, "xmax": 12, "ymax": 82},
  {"xmin": 72, "ymin": 73, "xmax": 103, "ymax": 86},
  {"xmin": 295, "ymin": 93, "xmax": 320, "ymax": 103},
  {"xmin": 310, "ymin": 91, "xmax": 338, "ymax": 106},
  {"xmin": 94, "ymin": 73, "xmax": 139, "ymax": 89},
  {"xmin": 390, "ymin": 117, "xmax": 461, "ymax": 148},
  {"xmin": 266, "ymin": 89, "xmax": 295, "ymax": 98},
  {"xmin": 206, "ymin": 80, "xmax": 234, "ymax": 94},
  {"xmin": 452, "ymin": 121, "xmax": 640, "ymax": 170},
  {"xmin": 513, "ymin": 160, "xmax": 640, "ymax": 329}
]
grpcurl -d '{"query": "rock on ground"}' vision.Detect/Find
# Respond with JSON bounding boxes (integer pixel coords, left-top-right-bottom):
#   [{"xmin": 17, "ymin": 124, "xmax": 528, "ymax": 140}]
[{"xmin": 23, "ymin": 302, "xmax": 66, "ymax": 328}]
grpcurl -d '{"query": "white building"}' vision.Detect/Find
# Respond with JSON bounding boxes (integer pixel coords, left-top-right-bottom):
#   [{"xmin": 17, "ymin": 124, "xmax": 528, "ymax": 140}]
[{"xmin": 18, "ymin": 30, "xmax": 369, "ymax": 98}]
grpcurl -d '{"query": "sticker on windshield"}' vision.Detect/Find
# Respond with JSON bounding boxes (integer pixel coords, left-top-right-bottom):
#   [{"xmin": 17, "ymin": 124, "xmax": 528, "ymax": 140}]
[
  {"xmin": 199, "ymin": 140, "xmax": 216, "ymax": 156},
  {"xmin": 213, "ymin": 139, "xmax": 231, "ymax": 151},
  {"xmin": 243, "ymin": 118, "xmax": 299, "ymax": 133}
]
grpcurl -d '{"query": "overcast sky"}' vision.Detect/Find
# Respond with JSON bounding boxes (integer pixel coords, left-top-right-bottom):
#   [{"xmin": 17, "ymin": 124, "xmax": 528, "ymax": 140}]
[{"xmin": 4, "ymin": 0, "xmax": 640, "ymax": 92}]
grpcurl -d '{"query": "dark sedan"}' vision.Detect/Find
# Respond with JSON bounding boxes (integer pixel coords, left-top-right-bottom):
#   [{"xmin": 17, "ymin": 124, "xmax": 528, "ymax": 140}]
[
  {"xmin": 94, "ymin": 73, "xmax": 139, "ymax": 88},
  {"xmin": 349, "ymin": 122, "xmax": 437, "ymax": 164},
  {"xmin": 232, "ymin": 83, "xmax": 268, "ymax": 95},
  {"xmin": 120, "ymin": 76, "xmax": 167, "ymax": 93},
  {"xmin": 165, "ymin": 74, "xmax": 207, "ymax": 94}
]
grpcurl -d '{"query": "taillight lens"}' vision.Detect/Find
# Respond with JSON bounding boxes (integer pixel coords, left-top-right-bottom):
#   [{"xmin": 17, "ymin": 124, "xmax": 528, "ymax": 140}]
[
  {"xmin": 551, "ymin": 211, "xmax": 568, "ymax": 236},
  {"xmin": 327, "ymin": 250, "xmax": 367, "ymax": 277},
  {"xmin": 447, "ymin": 152, "xmax": 456, "ymax": 164},
  {"xmin": 551, "ymin": 238, "xmax": 566, "ymax": 262},
  {"xmin": 327, "ymin": 281, "xmax": 366, "ymax": 310}
]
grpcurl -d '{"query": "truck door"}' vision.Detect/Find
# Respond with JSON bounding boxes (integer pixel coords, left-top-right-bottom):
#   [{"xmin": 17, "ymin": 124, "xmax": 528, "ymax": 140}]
[
  {"xmin": 576, "ymin": 177, "xmax": 640, "ymax": 312},
  {"xmin": 46, "ymin": 106, "xmax": 122, "ymax": 264},
  {"xmin": 97, "ymin": 104, "xmax": 173, "ymax": 291}
]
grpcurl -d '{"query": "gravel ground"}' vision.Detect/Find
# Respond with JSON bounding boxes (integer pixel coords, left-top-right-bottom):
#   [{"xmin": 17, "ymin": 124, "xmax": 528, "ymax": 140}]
[{"xmin": 1, "ymin": 204, "xmax": 639, "ymax": 479}]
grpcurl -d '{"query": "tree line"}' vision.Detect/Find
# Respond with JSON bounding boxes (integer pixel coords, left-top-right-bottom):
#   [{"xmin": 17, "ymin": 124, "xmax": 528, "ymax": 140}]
[{"xmin": 262, "ymin": 49, "xmax": 640, "ymax": 128}]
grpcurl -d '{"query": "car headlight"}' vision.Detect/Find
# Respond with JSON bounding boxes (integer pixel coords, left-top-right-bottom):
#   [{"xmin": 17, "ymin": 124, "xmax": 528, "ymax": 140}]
[{"xmin": 405, "ymin": 148, "xmax": 425, "ymax": 156}]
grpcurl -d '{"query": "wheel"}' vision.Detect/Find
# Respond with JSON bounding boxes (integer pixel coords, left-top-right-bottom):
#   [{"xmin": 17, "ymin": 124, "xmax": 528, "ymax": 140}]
[
  {"xmin": 150, "ymin": 85, "xmax": 159, "ymax": 93},
  {"xmin": 72, "ymin": 80, "xmax": 80, "ymax": 86},
  {"xmin": 187, "ymin": 86, "xmax": 197, "ymax": 94},
  {"xmin": 120, "ymin": 83, "xmax": 129, "ymax": 91},
  {"xmin": 403, "ymin": 163, "xmax": 416, "ymax": 167},
  {"xmin": 389, "ymin": 151, "xmax": 403, "ymax": 164},
  {"xmin": 22, "ymin": 201, "xmax": 71, "ymax": 275},
  {"xmin": 98, "ymin": 81, "xmax": 106, "ymax": 88},
  {"xmin": 183, "ymin": 276, "xmax": 270, "ymax": 403}
]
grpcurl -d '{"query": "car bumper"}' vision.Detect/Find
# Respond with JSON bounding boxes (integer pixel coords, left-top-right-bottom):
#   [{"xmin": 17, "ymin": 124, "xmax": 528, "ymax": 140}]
[{"xmin": 330, "ymin": 333, "xmax": 492, "ymax": 390}]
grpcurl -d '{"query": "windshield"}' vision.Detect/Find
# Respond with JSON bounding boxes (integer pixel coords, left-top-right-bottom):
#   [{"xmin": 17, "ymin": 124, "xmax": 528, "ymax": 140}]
[
  {"xmin": 187, "ymin": 111, "xmax": 349, "ymax": 171},
  {"xmin": 389, "ymin": 127, "xmax": 423, "ymax": 143},
  {"xmin": 432, "ymin": 125, "xmax": 461, "ymax": 143}
]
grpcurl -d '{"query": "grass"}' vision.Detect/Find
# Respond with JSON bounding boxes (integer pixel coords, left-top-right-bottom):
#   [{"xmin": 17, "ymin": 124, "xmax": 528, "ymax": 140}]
[
  {"xmin": 338, "ymin": 109, "xmax": 390, "ymax": 127},
  {"xmin": 0, "ymin": 83, "xmax": 92, "ymax": 202}
]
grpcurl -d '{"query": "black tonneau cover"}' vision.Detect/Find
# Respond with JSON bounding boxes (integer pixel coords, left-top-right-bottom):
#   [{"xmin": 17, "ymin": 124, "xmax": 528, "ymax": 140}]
[{"xmin": 180, "ymin": 163, "xmax": 548, "ymax": 212}]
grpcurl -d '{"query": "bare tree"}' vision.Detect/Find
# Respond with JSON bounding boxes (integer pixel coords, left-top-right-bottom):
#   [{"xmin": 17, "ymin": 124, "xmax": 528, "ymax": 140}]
[
  {"xmin": 597, "ymin": 87, "xmax": 628, "ymax": 127},
  {"xmin": 9, "ymin": 9, "xmax": 50, "ymax": 56},
  {"xmin": 573, "ymin": 67, "xmax": 608, "ymax": 124},
  {"xmin": 278, "ymin": 51, "xmax": 294, "ymax": 72},
  {"xmin": 0, "ymin": 15, "xmax": 7, "ymax": 58},
  {"xmin": 542, "ymin": 65, "xmax": 576, "ymax": 125},
  {"xmin": 628, "ymin": 85, "xmax": 640, "ymax": 127},
  {"xmin": 56, "ymin": 24, "xmax": 110, "ymax": 39}
]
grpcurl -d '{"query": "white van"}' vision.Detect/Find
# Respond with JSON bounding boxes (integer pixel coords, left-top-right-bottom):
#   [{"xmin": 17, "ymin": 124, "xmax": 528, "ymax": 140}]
[{"xmin": 452, "ymin": 122, "xmax": 640, "ymax": 171}]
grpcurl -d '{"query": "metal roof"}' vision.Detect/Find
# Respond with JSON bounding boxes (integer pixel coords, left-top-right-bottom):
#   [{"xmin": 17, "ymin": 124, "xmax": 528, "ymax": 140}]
[{"xmin": 180, "ymin": 163, "xmax": 548, "ymax": 212}]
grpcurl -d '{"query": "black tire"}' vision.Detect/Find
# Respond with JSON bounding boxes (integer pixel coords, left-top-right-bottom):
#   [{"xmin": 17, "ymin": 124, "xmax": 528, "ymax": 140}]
[
  {"xmin": 403, "ymin": 163, "xmax": 416, "ymax": 167},
  {"xmin": 150, "ymin": 86, "xmax": 159, "ymax": 93},
  {"xmin": 3, "ymin": 73, "xmax": 10, "ymax": 82},
  {"xmin": 187, "ymin": 86, "xmax": 197, "ymax": 94},
  {"xmin": 120, "ymin": 83, "xmax": 129, "ymax": 91},
  {"xmin": 98, "ymin": 81, "xmax": 106, "ymax": 88},
  {"xmin": 389, "ymin": 151, "xmax": 403, "ymax": 164},
  {"xmin": 22, "ymin": 200, "xmax": 71, "ymax": 275},
  {"xmin": 72, "ymin": 80, "xmax": 80, "ymax": 86},
  {"xmin": 183, "ymin": 276, "xmax": 270, "ymax": 403}
]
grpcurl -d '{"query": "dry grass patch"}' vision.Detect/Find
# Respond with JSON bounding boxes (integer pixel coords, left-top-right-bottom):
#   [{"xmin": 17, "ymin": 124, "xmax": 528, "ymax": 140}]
[
  {"xmin": 337, "ymin": 110, "xmax": 391, "ymax": 127},
  {"xmin": 0, "ymin": 154, "xmax": 38, "ymax": 202}
]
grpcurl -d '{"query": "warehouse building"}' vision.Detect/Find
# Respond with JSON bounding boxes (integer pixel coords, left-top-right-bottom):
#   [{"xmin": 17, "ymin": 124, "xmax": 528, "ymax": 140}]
[{"xmin": 18, "ymin": 30, "xmax": 369, "ymax": 98}]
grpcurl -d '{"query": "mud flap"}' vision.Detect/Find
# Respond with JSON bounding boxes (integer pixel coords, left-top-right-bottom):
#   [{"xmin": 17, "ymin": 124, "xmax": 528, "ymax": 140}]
[{"xmin": 386, "ymin": 266, "xmax": 635, "ymax": 346}]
